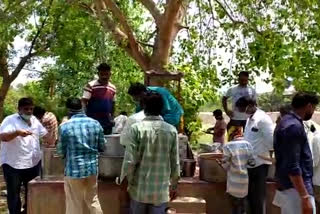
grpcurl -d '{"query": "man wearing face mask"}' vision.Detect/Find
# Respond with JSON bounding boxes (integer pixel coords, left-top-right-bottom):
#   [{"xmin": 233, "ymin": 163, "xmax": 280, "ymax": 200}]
[
  {"xmin": 273, "ymin": 92, "xmax": 319, "ymax": 214},
  {"xmin": 0, "ymin": 97, "xmax": 47, "ymax": 214},
  {"xmin": 82, "ymin": 63, "xmax": 116, "ymax": 135},
  {"xmin": 235, "ymin": 97, "xmax": 274, "ymax": 214}
]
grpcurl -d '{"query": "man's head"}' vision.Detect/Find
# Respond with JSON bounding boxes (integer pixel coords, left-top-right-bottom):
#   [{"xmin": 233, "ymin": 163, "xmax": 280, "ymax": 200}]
[
  {"xmin": 66, "ymin": 98, "xmax": 82, "ymax": 117},
  {"xmin": 291, "ymin": 92, "xmax": 319, "ymax": 121},
  {"xmin": 143, "ymin": 92, "xmax": 163, "ymax": 116},
  {"xmin": 235, "ymin": 96, "xmax": 257, "ymax": 115},
  {"xmin": 97, "ymin": 63, "xmax": 111, "ymax": 85},
  {"xmin": 213, "ymin": 109, "xmax": 223, "ymax": 120},
  {"xmin": 276, "ymin": 104, "xmax": 292, "ymax": 124},
  {"xmin": 128, "ymin": 83, "xmax": 147, "ymax": 103},
  {"xmin": 238, "ymin": 72, "xmax": 249, "ymax": 87},
  {"xmin": 119, "ymin": 111, "xmax": 127, "ymax": 116},
  {"xmin": 33, "ymin": 106, "xmax": 46, "ymax": 120},
  {"xmin": 18, "ymin": 98, "xmax": 34, "ymax": 121}
]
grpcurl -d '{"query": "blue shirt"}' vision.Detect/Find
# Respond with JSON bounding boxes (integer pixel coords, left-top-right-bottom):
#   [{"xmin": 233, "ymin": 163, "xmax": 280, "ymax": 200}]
[
  {"xmin": 57, "ymin": 114, "xmax": 106, "ymax": 178},
  {"xmin": 274, "ymin": 113, "xmax": 314, "ymax": 195},
  {"xmin": 136, "ymin": 87, "xmax": 184, "ymax": 126}
]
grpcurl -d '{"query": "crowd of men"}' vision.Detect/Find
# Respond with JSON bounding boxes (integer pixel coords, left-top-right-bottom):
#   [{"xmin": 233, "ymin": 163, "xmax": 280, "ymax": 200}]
[{"xmin": 0, "ymin": 63, "xmax": 319, "ymax": 214}]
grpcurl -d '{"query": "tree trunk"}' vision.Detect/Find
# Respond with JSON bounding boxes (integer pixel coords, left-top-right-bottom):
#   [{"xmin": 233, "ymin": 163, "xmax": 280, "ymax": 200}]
[{"xmin": 0, "ymin": 80, "xmax": 11, "ymax": 121}]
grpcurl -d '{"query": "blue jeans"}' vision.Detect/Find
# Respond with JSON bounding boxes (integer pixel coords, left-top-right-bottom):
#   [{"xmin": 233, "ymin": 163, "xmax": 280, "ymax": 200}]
[
  {"xmin": 130, "ymin": 199, "xmax": 167, "ymax": 214},
  {"xmin": 273, "ymin": 188, "xmax": 317, "ymax": 214}
]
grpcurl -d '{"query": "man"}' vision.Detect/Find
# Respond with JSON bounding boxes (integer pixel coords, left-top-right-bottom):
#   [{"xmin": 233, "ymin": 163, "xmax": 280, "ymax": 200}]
[
  {"xmin": 82, "ymin": 63, "xmax": 116, "ymax": 134},
  {"xmin": 236, "ymin": 97, "xmax": 274, "ymax": 214},
  {"xmin": 206, "ymin": 109, "xmax": 227, "ymax": 144},
  {"xmin": 273, "ymin": 92, "xmax": 319, "ymax": 214},
  {"xmin": 128, "ymin": 82, "xmax": 184, "ymax": 127},
  {"xmin": 33, "ymin": 106, "xmax": 58, "ymax": 147},
  {"xmin": 120, "ymin": 92, "xmax": 180, "ymax": 214},
  {"xmin": 220, "ymin": 126, "xmax": 255, "ymax": 214},
  {"xmin": 0, "ymin": 97, "xmax": 47, "ymax": 214},
  {"xmin": 57, "ymin": 98, "xmax": 105, "ymax": 214},
  {"xmin": 222, "ymin": 72, "xmax": 256, "ymax": 138}
]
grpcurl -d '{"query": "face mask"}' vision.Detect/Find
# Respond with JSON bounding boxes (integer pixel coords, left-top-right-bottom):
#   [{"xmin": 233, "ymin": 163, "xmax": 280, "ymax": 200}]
[{"xmin": 20, "ymin": 114, "xmax": 32, "ymax": 121}]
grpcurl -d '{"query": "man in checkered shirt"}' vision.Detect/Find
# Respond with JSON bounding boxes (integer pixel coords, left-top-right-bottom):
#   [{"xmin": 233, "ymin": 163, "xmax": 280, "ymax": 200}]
[
  {"xmin": 120, "ymin": 92, "xmax": 180, "ymax": 214},
  {"xmin": 57, "ymin": 98, "xmax": 105, "ymax": 214}
]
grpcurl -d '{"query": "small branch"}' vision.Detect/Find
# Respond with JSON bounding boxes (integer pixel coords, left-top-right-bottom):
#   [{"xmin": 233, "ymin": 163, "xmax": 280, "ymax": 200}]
[
  {"xmin": 138, "ymin": 41, "xmax": 154, "ymax": 48},
  {"xmin": 214, "ymin": 0, "xmax": 244, "ymax": 24},
  {"xmin": 137, "ymin": 0, "xmax": 162, "ymax": 26}
]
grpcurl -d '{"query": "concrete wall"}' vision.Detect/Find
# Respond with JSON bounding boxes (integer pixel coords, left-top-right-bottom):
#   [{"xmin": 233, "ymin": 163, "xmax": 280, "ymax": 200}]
[
  {"xmin": 199, "ymin": 111, "xmax": 320, "ymax": 125},
  {"xmin": 28, "ymin": 177, "xmax": 280, "ymax": 214}
]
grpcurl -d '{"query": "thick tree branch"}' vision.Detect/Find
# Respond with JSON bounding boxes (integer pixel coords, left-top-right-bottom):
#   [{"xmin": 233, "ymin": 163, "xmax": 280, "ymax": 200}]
[
  {"xmin": 0, "ymin": 55, "xmax": 9, "ymax": 80},
  {"xmin": 151, "ymin": 0, "xmax": 185, "ymax": 70},
  {"xmin": 95, "ymin": 0, "xmax": 150, "ymax": 70},
  {"xmin": 137, "ymin": 0, "xmax": 162, "ymax": 26}
]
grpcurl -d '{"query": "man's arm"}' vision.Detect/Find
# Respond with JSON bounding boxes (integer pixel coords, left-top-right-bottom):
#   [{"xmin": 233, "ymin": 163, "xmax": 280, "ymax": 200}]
[
  {"xmin": 170, "ymin": 131, "xmax": 180, "ymax": 189},
  {"xmin": 260, "ymin": 117, "xmax": 275, "ymax": 151},
  {"xmin": 221, "ymin": 146, "xmax": 231, "ymax": 170},
  {"xmin": 0, "ymin": 130, "xmax": 32, "ymax": 142},
  {"xmin": 120, "ymin": 127, "xmax": 138, "ymax": 184},
  {"xmin": 222, "ymin": 96, "xmax": 229, "ymax": 114}
]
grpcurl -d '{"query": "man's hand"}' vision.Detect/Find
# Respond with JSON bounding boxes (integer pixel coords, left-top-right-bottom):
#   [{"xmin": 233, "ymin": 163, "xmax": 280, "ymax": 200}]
[
  {"xmin": 226, "ymin": 110, "xmax": 234, "ymax": 118},
  {"xmin": 16, "ymin": 130, "xmax": 32, "ymax": 137},
  {"xmin": 302, "ymin": 196, "xmax": 313, "ymax": 214},
  {"xmin": 169, "ymin": 188, "xmax": 177, "ymax": 201}
]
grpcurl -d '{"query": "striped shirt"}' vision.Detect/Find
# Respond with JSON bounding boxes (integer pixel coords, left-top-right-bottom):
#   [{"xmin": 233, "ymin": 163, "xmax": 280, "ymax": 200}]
[
  {"xmin": 41, "ymin": 112, "xmax": 58, "ymax": 146},
  {"xmin": 221, "ymin": 138, "xmax": 255, "ymax": 198},
  {"xmin": 83, "ymin": 80, "xmax": 116, "ymax": 129},
  {"xmin": 57, "ymin": 113, "xmax": 105, "ymax": 178},
  {"xmin": 120, "ymin": 116, "xmax": 180, "ymax": 205}
]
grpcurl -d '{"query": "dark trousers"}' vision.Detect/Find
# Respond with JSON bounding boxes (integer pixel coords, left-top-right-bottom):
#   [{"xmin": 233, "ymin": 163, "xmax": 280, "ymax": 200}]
[
  {"xmin": 229, "ymin": 195, "xmax": 246, "ymax": 214},
  {"xmin": 2, "ymin": 162, "xmax": 41, "ymax": 214},
  {"xmin": 247, "ymin": 164, "xmax": 269, "ymax": 214}
]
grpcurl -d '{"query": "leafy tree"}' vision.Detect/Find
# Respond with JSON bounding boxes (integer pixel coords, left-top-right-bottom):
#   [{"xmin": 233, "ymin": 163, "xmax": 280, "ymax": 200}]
[{"xmin": 0, "ymin": 0, "xmax": 59, "ymax": 120}]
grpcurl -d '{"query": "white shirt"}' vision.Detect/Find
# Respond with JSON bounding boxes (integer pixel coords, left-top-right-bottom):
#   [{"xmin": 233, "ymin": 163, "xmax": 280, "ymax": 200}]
[
  {"xmin": 310, "ymin": 131, "xmax": 320, "ymax": 186},
  {"xmin": 0, "ymin": 113, "xmax": 47, "ymax": 169},
  {"xmin": 114, "ymin": 114, "xmax": 128, "ymax": 133},
  {"xmin": 224, "ymin": 85, "xmax": 256, "ymax": 120},
  {"xmin": 120, "ymin": 111, "xmax": 146, "ymax": 146},
  {"xmin": 244, "ymin": 109, "xmax": 274, "ymax": 167}
]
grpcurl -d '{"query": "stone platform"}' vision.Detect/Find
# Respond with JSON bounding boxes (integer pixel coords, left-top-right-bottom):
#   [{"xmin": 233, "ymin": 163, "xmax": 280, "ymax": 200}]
[{"xmin": 27, "ymin": 176, "xmax": 280, "ymax": 214}]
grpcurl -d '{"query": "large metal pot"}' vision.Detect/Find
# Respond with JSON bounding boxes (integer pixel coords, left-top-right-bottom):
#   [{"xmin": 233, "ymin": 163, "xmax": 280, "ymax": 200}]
[
  {"xmin": 98, "ymin": 155, "xmax": 124, "ymax": 178},
  {"xmin": 103, "ymin": 134, "xmax": 125, "ymax": 156},
  {"xmin": 42, "ymin": 147, "xmax": 64, "ymax": 178},
  {"xmin": 198, "ymin": 153, "xmax": 226, "ymax": 183}
]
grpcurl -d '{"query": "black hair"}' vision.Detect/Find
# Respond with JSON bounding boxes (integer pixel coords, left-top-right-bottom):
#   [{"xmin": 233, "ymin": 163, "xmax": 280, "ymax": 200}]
[
  {"xmin": 239, "ymin": 71, "xmax": 249, "ymax": 78},
  {"xmin": 235, "ymin": 96, "xmax": 256, "ymax": 108},
  {"xmin": 291, "ymin": 92, "xmax": 319, "ymax": 109},
  {"xmin": 213, "ymin": 109, "xmax": 223, "ymax": 117},
  {"xmin": 119, "ymin": 111, "xmax": 127, "ymax": 116},
  {"xmin": 66, "ymin": 98, "xmax": 82, "ymax": 110},
  {"xmin": 143, "ymin": 92, "xmax": 163, "ymax": 116},
  {"xmin": 128, "ymin": 83, "xmax": 147, "ymax": 96},
  {"xmin": 279, "ymin": 104, "xmax": 292, "ymax": 117},
  {"xmin": 18, "ymin": 97, "xmax": 34, "ymax": 108},
  {"xmin": 33, "ymin": 106, "xmax": 46, "ymax": 118},
  {"xmin": 97, "ymin": 63, "xmax": 111, "ymax": 72}
]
